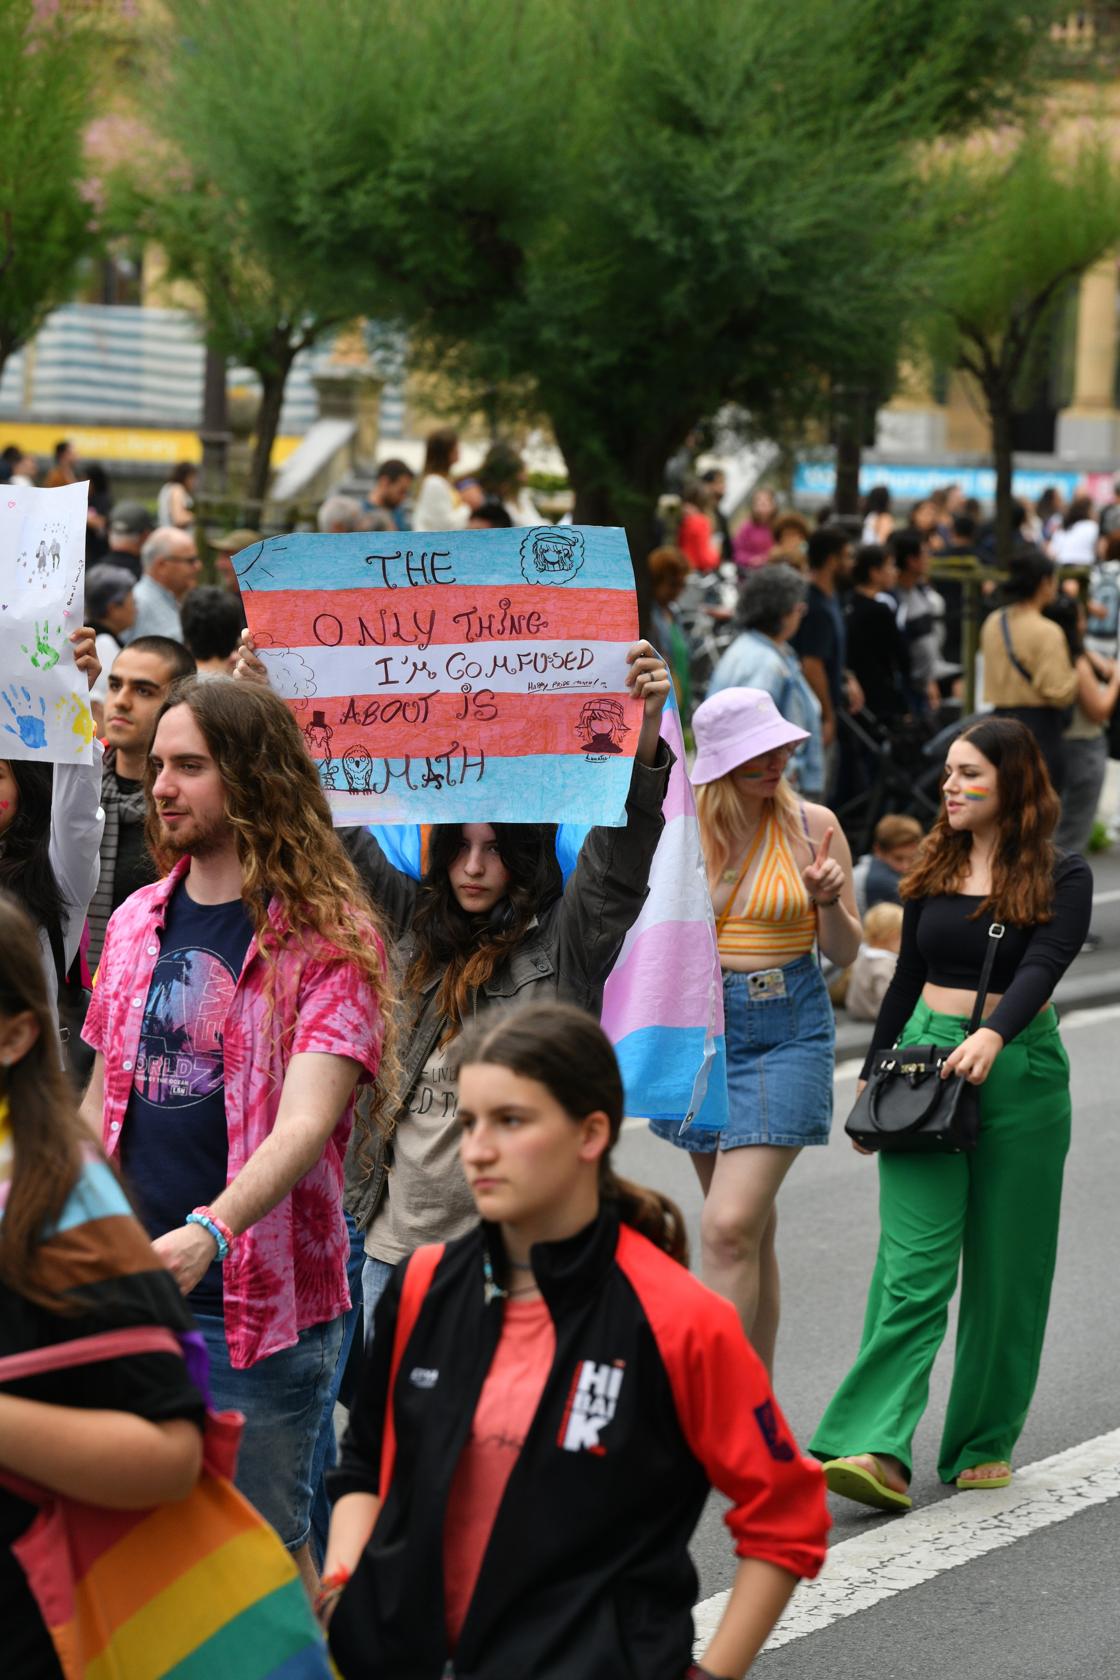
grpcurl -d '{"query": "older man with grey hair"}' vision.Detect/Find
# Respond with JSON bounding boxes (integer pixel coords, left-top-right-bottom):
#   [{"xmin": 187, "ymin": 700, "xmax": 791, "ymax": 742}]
[
  {"xmin": 317, "ymin": 492, "xmax": 367, "ymax": 534},
  {"xmin": 128, "ymin": 526, "xmax": 202, "ymax": 642},
  {"xmin": 709, "ymin": 562, "xmax": 824, "ymax": 798}
]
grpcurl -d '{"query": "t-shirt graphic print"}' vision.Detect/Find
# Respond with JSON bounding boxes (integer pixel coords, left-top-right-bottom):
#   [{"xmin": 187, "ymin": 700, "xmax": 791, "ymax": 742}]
[{"xmin": 121, "ymin": 884, "xmax": 254, "ymax": 1311}]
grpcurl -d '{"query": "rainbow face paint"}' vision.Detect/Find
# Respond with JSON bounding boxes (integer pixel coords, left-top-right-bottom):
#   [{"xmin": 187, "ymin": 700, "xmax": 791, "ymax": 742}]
[{"xmin": 962, "ymin": 785, "xmax": 990, "ymax": 802}]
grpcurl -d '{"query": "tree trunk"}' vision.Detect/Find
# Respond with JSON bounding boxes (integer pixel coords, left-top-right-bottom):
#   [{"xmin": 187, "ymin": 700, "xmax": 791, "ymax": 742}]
[
  {"xmin": 571, "ymin": 476, "xmax": 658, "ymax": 641},
  {"xmin": 832, "ymin": 386, "xmax": 866, "ymax": 517},
  {"xmin": 988, "ymin": 384, "xmax": 1015, "ymax": 570},
  {"xmin": 245, "ymin": 342, "xmax": 296, "ymax": 516},
  {"xmin": 199, "ymin": 343, "xmax": 230, "ymax": 499}
]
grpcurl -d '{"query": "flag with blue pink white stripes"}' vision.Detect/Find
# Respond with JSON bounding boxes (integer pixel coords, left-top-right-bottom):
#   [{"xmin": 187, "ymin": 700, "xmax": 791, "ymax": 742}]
[{"xmin": 369, "ymin": 694, "xmax": 728, "ymax": 1135}]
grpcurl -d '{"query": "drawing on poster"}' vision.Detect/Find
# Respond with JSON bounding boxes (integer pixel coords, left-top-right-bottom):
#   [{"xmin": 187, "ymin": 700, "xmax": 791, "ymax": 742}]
[
  {"xmin": 0, "ymin": 482, "xmax": 93, "ymax": 763},
  {"xmin": 232, "ymin": 525, "xmax": 643, "ymax": 824}
]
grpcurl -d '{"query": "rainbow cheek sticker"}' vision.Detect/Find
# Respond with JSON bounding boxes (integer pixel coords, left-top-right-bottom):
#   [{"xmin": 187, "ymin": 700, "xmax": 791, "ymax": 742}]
[{"xmin": 962, "ymin": 785, "xmax": 989, "ymax": 802}]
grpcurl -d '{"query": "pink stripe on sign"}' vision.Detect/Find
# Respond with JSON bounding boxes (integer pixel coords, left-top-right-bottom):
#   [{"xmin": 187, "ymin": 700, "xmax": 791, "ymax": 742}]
[{"xmin": 600, "ymin": 919, "xmax": 720, "ymax": 1040}]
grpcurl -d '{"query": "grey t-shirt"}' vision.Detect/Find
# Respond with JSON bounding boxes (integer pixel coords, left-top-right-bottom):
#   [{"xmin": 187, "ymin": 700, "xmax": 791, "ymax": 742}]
[{"xmin": 364, "ymin": 1042, "xmax": 477, "ymax": 1266}]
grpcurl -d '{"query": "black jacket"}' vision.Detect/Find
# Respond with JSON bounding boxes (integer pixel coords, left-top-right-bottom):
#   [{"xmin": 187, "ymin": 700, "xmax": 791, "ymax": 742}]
[
  {"xmin": 328, "ymin": 1208, "xmax": 828, "ymax": 1680},
  {"xmin": 341, "ymin": 746, "xmax": 673, "ymax": 1233}
]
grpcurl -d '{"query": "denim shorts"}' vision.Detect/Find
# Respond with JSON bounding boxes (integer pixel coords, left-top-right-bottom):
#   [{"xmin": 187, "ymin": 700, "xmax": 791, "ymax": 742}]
[
  {"xmin": 650, "ymin": 954, "xmax": 834, "ymax": 1153},
  {"xmin": 193, "ymin": 1309, "xmax": 346, "ymax": 1550}
]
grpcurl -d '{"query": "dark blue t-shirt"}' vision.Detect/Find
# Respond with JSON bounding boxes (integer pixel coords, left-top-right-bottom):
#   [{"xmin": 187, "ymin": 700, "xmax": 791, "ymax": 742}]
[
  {"xmin": 792, "ymin": 583, "xmax": 847, "ymax": 714},
  {"xmin": 121, "ymin": 883, "xmax": 254, "ymax": 1314}
]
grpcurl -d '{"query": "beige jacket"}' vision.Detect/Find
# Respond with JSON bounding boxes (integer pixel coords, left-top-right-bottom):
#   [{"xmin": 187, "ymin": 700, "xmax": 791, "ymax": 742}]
[{"xmin": 981, "ymin": 606, "xmax": 1077, "ymax": 710}]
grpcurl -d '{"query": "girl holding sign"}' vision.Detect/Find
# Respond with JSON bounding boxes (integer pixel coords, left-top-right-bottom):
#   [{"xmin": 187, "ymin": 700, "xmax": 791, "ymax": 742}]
[
  {"xmin": 320, "ymin": 1002, "xmax": 829, "ymax": 1680},
  {"xmin": 234, "ymin": 633, "xmax": 674, "ymax": 1335},
  {"xmin": 651, "ymin": 687, "xmax": 861, "ymax": 1374}
]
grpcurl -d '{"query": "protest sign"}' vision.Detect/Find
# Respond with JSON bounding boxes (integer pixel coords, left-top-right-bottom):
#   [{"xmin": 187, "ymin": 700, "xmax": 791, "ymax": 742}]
[
  {"xmin": 232, "ymin": 525, "xmax": 642, "ymax": 824},
  {"xmin": 0, "ymin": 482, "xmax": 94, "ymax": 764}
]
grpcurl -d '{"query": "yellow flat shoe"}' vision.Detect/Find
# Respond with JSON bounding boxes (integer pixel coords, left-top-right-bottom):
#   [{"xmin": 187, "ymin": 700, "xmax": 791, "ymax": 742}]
[
  {"xmin": 823, "ymin": 1456, "xmax": 912, "ymax": 1512},
  {"xmin": 955, "ymin": 1465, "xmax": 1012, "ymax": 1490}
]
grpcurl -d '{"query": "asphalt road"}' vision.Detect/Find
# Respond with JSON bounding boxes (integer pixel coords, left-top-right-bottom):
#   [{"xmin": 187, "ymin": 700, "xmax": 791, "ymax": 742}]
[{"xmin": 616, "ymin": 1000, "xmax": 1120, "ymax": 1676}]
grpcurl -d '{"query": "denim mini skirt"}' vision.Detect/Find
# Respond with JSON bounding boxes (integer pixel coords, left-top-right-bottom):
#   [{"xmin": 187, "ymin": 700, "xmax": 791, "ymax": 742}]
[{"xmin": 651, "ymin": 953, "xmax": 835, "ymax": 1153}]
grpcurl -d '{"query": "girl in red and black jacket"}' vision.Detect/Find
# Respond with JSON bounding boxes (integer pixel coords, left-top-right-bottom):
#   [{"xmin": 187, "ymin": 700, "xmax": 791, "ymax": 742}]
[{"xmin": 321, "ymin": 1002, "xmax": 829, "ymax": 1680}]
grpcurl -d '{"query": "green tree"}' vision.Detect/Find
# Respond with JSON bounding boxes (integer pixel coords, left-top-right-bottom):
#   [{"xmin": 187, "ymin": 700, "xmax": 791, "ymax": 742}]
[
  {"xmin": 0, "ymin": 1, "xmax": 93, "ymax": 380},
  {"xmin": 145, "ymin": 0, "xmax": 1062, "ymax": 589},
  {"xmin": 918, "ymin": 128, "xmax": 1120, "ymax": 563}
]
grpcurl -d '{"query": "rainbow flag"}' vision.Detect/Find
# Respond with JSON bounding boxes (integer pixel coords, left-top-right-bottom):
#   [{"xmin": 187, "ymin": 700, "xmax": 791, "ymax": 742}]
[
  {"xmin": 370, "ymin": 697, "xmax": 728, "ymax": 1135},
  {"xmin": 0, "ymin": 1158, "xmax": 333, "ymax": 1680}
]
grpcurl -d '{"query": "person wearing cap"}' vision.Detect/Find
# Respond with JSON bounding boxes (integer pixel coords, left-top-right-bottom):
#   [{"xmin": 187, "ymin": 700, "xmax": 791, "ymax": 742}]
[
  {"xmin": 650, "ymin": 687, "xmax": 861, "ymax": 1374},
  {"xmin": 84, "ymin": 564, "xmax": 138, "ymax": 722},
  {"xmin": 106, "ymin": 500, "xmax": 156, "ymax": 580},
  {"xmin": 212, "ymin": 527, "xmax": 262, "ymax": 601}
]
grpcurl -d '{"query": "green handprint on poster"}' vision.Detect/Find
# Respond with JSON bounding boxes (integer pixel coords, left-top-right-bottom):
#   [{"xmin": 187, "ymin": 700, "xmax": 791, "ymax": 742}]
[{"xmin": 21, "ymin": 619, "xmax": 61, "ymax": 671}]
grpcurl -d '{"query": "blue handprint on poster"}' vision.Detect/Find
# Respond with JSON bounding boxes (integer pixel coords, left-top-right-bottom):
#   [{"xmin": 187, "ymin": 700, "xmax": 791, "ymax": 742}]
[
  {"xmin": 2, "ymin": 686, "xmax": 48, "ymax": 749},
  {"xmin": 0, "ymin": 482, "xmax": 91, "ymax": 763}
]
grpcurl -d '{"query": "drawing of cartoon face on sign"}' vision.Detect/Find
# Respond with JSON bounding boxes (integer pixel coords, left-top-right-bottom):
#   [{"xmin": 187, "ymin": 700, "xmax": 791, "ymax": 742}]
[
  {"xmin": 519, "ymin": 527, "xmax": 585, "ymax": 585},
  {"xmin": 576, "ymin": 698, "xmax": 630, "ymax": 756}
]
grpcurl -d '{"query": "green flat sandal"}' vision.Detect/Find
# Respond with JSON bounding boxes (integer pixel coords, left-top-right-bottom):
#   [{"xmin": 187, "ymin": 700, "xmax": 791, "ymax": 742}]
[{"xmin": 822, "ymin": 1455, "xmax": 913, "ymax": 1513}]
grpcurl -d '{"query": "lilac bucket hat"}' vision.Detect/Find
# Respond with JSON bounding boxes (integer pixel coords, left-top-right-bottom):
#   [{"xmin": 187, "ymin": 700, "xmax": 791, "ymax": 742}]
[{"xmin": 689, "ymin": 687, "xmax": 809, "ymax": 786}]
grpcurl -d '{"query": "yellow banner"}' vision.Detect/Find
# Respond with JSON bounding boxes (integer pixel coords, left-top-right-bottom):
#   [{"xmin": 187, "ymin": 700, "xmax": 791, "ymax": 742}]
[{"xmin": 0, "ymin": 422, "xmax": 300, "ymax": 468}]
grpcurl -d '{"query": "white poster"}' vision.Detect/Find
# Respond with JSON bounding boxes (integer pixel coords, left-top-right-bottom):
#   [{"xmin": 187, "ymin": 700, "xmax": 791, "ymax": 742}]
[{"xmin": 0, "ymin": 481, "xmax": 94, "ymax": 764}]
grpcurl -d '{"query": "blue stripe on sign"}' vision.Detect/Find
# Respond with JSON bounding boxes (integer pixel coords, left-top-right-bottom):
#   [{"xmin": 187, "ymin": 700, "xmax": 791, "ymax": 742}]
[
  {"xmin": 326, "ymin": 751, "xmax": 633, "ymax": 827},
  {"xmin": 235, "ymin": 527, "xmax": 636, "ymax": 594},
  {"xmin": 615, "ymin": 1025, "xmax": 728, "ymax": 1130}
]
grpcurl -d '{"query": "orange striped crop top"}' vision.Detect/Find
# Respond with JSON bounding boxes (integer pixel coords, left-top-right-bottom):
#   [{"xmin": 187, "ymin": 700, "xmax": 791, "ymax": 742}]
[{"xmin": 716, "ymin": 807, "xmax": 817, "ymax": 965}]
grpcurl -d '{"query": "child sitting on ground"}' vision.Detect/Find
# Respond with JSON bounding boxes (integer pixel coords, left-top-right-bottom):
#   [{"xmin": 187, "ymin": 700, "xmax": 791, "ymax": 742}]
[{"xmin": 844, "ymin": 902, "xmax": 904, "ymax": 1021}]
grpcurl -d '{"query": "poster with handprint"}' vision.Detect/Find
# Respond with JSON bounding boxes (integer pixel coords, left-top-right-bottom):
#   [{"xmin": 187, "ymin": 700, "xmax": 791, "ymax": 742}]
[{"xmin": 0, "ymin": 481, "xmax": 94, "ymax": 763}]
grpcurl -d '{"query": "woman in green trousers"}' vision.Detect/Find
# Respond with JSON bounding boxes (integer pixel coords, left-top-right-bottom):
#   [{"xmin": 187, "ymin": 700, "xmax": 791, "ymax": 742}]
[{"xmin": 811, "ymin": 718, "xmax": 1092, "ymax": 1509}]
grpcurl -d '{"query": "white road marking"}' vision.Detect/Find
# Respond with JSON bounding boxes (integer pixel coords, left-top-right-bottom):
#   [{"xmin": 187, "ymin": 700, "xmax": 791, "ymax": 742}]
[
  {"xmin": 1090, "ymin": 886, "xmax": 1120, "ymax": 905},
  {"xmin": 693, "ymin": 1428, "xmax": 1120, "ymax": 1656}
]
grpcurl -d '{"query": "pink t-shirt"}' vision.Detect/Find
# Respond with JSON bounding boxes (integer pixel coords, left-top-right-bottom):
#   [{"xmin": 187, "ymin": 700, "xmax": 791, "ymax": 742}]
[{"xmin": 442, "ymin": 1298, "xmax": 556, "ymax": 1647}]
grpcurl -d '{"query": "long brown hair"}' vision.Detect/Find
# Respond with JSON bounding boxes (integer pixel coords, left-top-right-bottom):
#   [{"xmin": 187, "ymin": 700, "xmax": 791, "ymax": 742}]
[
  {"xmin": 454, "ymin": 1001, "xmax": 688, "ymax": 1265},
  {"xmin": 902, "ymin": 717, "xmax": 1059, "ymax": 924},
  {"xmin": 0, "ymin": 892, "xmax": 89, "ymax": 1309},
  {"xmin": 144, "ymin": 679, "xmax": 398, "ymax": 1151},
  {"xmin": 408, "ymin": 823, "xmax": 563, "ymax": 1043}
]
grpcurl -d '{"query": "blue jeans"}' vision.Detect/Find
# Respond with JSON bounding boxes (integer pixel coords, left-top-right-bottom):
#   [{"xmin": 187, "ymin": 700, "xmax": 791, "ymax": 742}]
[
  {"xmin": 193, "ymin": 1308, "xmax": 345, "ymax": 1551},
  {"xmin": 362, "ymin": 1254, "xmax": 396, "ymax": 1346},
  {"xmin": 308, "ymin": 1213, "xmax": 366, "ymax": 1566}
]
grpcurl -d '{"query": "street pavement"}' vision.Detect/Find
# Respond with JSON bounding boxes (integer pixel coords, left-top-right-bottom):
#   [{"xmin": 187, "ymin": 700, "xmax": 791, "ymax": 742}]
[{"xmin": 616, "ymin": 850, "xmax": 1120, "ymax": 1677}]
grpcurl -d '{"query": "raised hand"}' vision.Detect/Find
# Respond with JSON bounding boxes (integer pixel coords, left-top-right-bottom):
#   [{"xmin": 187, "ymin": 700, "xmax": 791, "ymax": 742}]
[
  {"xmin": 625, "ymin": 640, "xmax": 671, "ymax": 719},
  {"xmin": 801, "ymin": 825, "xmax": 845, "ymax": 906},
  {"xmin": 232, "ymin": 628, "xmax": 270, "ymax": 686}
]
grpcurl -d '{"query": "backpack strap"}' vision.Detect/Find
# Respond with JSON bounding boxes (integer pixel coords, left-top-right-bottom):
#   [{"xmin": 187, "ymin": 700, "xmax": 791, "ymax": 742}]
[
  {"xmin": 377, "ymin": 1243, "xmax": 445, "ymax": 1502},
  {"xmin": 999, "ymin": 611, "xmax": 1035, "ymax": 686},
  {"xmin": 0, "ymin": 1325, "xmax": 183, "ymax": 1385}
]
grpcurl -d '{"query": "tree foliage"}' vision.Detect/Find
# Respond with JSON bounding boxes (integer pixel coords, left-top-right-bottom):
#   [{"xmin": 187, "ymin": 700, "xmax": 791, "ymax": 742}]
[
  {"xmin": 139, "ymin": 0, "xmax": 1064, "ymax": 566},
  {"xmin": 0, "ymin": 0, "xmax": 93, "ymax": 375},
  {"xmin": 918, "ymin": 128, "xmax": 1120, "ymax": 561}
]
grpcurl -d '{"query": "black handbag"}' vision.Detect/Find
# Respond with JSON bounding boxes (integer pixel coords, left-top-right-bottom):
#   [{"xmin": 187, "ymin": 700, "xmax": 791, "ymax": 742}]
[
  {"xmin": 844, "ymin": 921, "xmax": 1005, "ymax": 1154},
  {"xmin": 46, "ymin": 921, "xmax": 95, "ymax": 1095}
]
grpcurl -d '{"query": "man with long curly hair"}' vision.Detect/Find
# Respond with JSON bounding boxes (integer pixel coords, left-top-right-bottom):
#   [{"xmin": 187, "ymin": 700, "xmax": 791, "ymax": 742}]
[{"xmin": 79, "ymin": 678, "xmax": 394, "ymax": 1593}]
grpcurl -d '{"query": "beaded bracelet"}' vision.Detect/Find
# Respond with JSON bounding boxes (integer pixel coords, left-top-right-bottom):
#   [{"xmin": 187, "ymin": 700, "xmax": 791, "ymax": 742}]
[{"xmin": 186, "ymin": 1206, "xmax": 233, "ymax": 1263}]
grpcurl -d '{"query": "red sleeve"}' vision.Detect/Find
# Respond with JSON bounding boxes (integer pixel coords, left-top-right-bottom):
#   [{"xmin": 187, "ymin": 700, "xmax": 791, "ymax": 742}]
[
  {"xmin": 678, "ymin": 511, "xmax": 720, "ymax": 573},
  {"xmin": 616, "ymin": 1227, "xmax": 829, "ymax": 1579}
]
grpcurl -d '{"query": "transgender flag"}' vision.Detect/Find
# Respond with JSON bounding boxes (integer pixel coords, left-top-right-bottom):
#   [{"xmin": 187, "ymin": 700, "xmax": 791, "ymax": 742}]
[{"xmin": 369, "ymin": 695, "xmax": 728, "ymax": 1135}]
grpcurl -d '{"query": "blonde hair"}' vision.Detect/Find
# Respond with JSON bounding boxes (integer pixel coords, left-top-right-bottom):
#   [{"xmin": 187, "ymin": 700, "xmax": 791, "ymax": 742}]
[
  {"xmin": 863, "ymin": 901, "xmax": 904, "ymax": 947},
  {"xmin": 696, "ymin": 770, "xmax": 807, "ymax": 887}
]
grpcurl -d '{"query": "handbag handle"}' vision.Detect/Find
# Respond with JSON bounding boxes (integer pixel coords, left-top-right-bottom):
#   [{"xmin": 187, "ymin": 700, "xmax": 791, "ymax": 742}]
[
  {"xmin": 867, "ymin": 1053, "xmax": 951, "ymax": 1134},
  {"xmin": 0, "ymin": 1325, "xmax": 183, "ymax": 1386}
]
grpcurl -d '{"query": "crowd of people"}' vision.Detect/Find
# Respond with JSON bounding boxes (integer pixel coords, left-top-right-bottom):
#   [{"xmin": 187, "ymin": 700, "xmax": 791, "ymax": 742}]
[{"xmin": 0, "ymin": 437, "xmax": 1105, "ymax": 1677}]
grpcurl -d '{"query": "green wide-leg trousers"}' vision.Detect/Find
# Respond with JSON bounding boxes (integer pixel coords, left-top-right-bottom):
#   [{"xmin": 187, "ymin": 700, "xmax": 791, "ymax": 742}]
[{"xmin": 811, "ymin": 1002, "xmax": 1071, "ymax": 1484}]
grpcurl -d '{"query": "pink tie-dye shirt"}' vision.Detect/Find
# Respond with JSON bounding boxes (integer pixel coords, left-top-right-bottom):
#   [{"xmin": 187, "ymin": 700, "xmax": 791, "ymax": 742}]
[{"xmin": 83, "ymin": 856, "xmax": 385, "ymax": 1369}]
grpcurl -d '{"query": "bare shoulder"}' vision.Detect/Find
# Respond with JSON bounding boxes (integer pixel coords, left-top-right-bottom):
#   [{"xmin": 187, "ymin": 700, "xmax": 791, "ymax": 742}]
[{"xmin": 800, "ymin": 801, "xmax": 838, "ymax": 840}]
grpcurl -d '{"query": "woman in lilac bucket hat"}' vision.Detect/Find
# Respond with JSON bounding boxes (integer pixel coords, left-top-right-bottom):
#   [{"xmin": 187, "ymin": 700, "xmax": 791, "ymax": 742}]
[{"xmin": 651, "ymin": 687, "xmax": 861, "ymax": 1373}]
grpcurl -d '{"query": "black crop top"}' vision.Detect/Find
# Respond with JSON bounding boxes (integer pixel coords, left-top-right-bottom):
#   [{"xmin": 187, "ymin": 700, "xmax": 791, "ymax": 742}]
[{"xmin": 863, "ymin": 853, "xmax": 1093, "ymax": 1078}]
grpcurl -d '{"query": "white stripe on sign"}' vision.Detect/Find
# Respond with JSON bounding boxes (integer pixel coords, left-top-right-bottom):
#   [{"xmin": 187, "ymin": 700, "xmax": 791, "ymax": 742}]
[
  {"xmin": 259, "ymin": 640, "xmax": 630, "ymax": 697},
  {"xmin": 693, "ymin": 1428, "xmax": 1120, "ymax": 1657}
]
